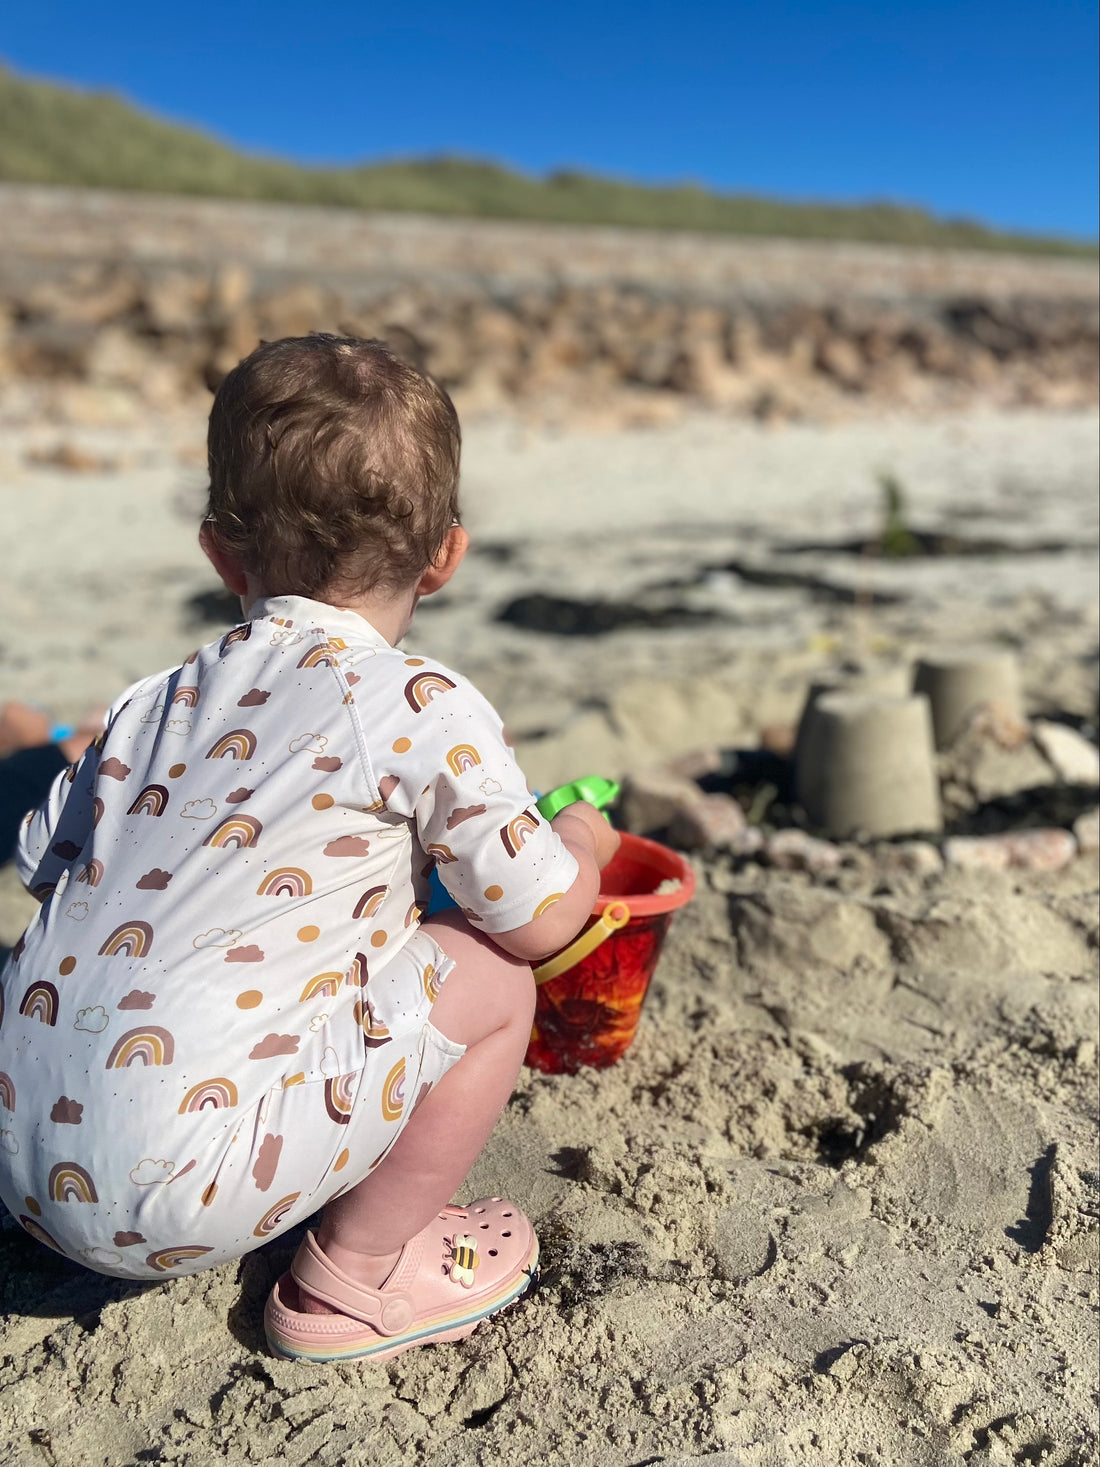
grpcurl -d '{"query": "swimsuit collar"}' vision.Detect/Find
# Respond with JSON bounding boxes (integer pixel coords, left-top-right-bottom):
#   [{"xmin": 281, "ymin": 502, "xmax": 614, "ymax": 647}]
[{"xmin": 247, "ymin": 594, "xmax": 395, "ymax": 648}]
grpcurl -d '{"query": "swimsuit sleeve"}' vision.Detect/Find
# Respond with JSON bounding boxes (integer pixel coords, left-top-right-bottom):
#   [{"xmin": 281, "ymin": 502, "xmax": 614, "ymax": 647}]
[
  {"xmin": 14, "ymin": 666, "xmax": 177, "ymax": 896},
  {"xmin": 356, "ymin": 661, "xmax": 579, "ymax": 934},
  {"xmin": 15, "ymin": 742, "xmax": 100, "ymax": 895}
]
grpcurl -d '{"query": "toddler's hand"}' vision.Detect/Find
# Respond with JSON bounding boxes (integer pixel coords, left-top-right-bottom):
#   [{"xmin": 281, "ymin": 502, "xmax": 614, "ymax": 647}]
[{"xmin": 551, "ymin": 800, "xmax": 621, "ymax": 871}]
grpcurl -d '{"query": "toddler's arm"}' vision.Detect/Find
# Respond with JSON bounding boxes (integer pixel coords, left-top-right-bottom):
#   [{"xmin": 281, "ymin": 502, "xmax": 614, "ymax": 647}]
[{"xmin": 490, "ymin": 801, "xmax": 620, "ymax": 961}]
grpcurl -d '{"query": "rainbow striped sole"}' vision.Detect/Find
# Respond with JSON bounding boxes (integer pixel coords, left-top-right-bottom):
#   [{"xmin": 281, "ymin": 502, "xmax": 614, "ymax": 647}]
[{"xmin": 264, "ymin": 1237, "xmax": 539, "ymax": 1363}]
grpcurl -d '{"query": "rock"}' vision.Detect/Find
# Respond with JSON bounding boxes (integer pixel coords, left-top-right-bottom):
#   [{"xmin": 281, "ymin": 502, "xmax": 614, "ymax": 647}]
[
  {"xmin": 25, "ymin": 441, "xmax": 119, "ymax": 473},
  {"xmin": 1032, "ymin": 721, "xmax": 1100, "ymax": 786},
  {"xmin": 730, "ymin": 826, "xmax": 766, "ymax": 857},
  {"xmin": 667, "ymin": 793, "xmax": 746, "ymax": 850},
  {"xmin": 618, "ymin": 771, "xmax": 703, "ymax": 836},
  {"xmin": 665, "ymin": 748, "xmax": 724, "ymax": 781},
  {"xmin": 945, "ymin": 828, "xmax": 1077, "ymax": 872},
  {"xmin": 759, "ymin": 723, "xmax": 796, "ymax": 758},
  {"xmin": 764, "ymin": 828, "xmax": 843, "ymax": 875},
  {"xmin": 1072, "ymin": 808, "xmax": 1099, "ymax": 854},
  {"xmin": 874, "ymin": 841, "xmax": 944, "ymax": 877}
]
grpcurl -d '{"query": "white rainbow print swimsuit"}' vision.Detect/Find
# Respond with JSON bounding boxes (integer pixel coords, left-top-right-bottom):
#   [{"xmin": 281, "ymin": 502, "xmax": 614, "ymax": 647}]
[{"xmin": 0, "ymin": 595, "xmax": 576, "ymax": 1278}]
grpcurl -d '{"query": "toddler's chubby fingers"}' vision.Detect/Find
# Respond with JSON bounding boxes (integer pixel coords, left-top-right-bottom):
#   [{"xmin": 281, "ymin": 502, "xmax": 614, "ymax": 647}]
[{"xmin": 0, "ymin": 702, "xmax": 54, "ymax": 757}]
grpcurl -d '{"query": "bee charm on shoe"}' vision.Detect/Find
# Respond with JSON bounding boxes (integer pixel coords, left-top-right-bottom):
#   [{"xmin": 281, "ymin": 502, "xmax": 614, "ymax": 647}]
[{"xmin": 447, "ymin": 1234, "xmax": 480, "ymax": 1288}]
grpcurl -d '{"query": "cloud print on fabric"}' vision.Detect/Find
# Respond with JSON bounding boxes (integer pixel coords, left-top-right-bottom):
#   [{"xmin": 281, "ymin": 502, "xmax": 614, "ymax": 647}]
[
  {"xmin": 323, "ymin": 836, "xmax": 371, "ymax": 857},
  {"xmin": 225, "ymin": 945, "xmax": 264, "ymax": 963},
  {"xmin": 446, "ymin": 804, "xmax": 487, "ymax": 829},
  {"xmin": 226, "ymin": 788, "xmax": 253, "ymax": 803},
  {"xmin": 249, "ymin": 1033, "xmax": 300, "ymax": 1060},
  {"xmin": 99, "ymin": 757, "xmax": 131, "ymax": 781},
  {"xmin": 129, "ymin": 1158, "xmax": 174, "ymax": 1186},
  {"xmin": 238, "ymin": 688, "xmax": 270, "ymax": 707},
  {"xmin": 289, "ymin": 733, "xmax": 327, "ymax": 754},
  {"xmin": 74, "ymin": 1006, "xmax": 109, "ymax": 1033},
  {"xmin": 118, "ymin": 990, "xmax": 155, "ymax": 1009},
  {"xmin": 252, "ymin": 1133, "xmax": 283, "ymax": 1192},
  {"xmin": 180, "ymin": 798, "xmax": 217, "ymax": 820},
  {"xmin": 313, "ymin": 756, "xmax": 342, "ymax": 772},
  {"xmin": 50, "ymin": 1096, "xmax": 84, "ymax": 1124},
  {"xmin": 137, "ymin": 868, "xmax": 172, "ymax": 890},
  {"xmin": 193, "ymin": 927, "xmax": 241, "ymax": 949}
]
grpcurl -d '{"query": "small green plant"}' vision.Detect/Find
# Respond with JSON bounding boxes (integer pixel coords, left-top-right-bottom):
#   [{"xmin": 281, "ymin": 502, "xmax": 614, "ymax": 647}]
[{"xmin": 877, "ymin": 472, "xmax": 921, "ymax": 558}]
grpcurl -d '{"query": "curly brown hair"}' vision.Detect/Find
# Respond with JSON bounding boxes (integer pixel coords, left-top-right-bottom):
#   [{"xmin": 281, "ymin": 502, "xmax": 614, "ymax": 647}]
[{"xmin": 205, "ymin": 334, "xmax": 461, "ymax": 598}]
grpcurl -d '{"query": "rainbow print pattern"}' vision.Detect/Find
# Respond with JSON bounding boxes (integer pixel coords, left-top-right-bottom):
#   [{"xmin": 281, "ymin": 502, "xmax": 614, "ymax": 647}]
[
  {"xmin": 345, "ymin": 952, "xmax": 368, "ymax": 988},
  {"xmin": 532, "ymin": 891, "xmax": 565, "ymax": 919},
  {"xmin": 253, "ymin": 1192, "xmax": 300, "ymax": 1238},
  {"xmin": 425, "ymin": 842, "xmax": 456, "ymax": 864},
  {"xmin": 500, "ymin": 810, "xmax": 540, "ymax": 858},
  {"xmin": 205, "ymin": 729, "xmax": 258, "ymax": 761},
  {"xmin": 256, "ymin": 867, "xmax": 312, "ymax": 898},
  {"xmin": 297, "ymin": 642, "xmax": 339, "ymax": 669},
  {"xmin": 0, "ymin": 1072, "xmax": 15, "ymax": 1111},
  {"xmin": 354, "ymin": 999, "xmax": 392, "ymax": 1048},
  {"xmin": 351, "ymin": 885, "xmax": 387, "ymax": 920},
  {"xmin": 422, "ymin": 962, "xmax": 443, "ymax": 1004},
  {"xmin": 48, "ymin": 1161, "xmax": 98, "ymax": 1203},
  {"xmin": 19, "ymin": 981, "xmax": 59, "ymax": 1026},
  {"xmin": 75, "ymin": 858, "xmax": 104, "ymax": 886},
  {"xmin": 381, "ymin": 1057, "xmax": 406, "ymax": 1122},
  {"xmin": 178, "ymin": 1078, "xmax": 238, "ymax": 1113},
  {"xmin": 172, "ymin": 688, "xmax": 200, "ymax": 708},
  {"xmin": 298, "ymin": 972, "xmax": 342, "ymax": 1001},
  {"xmin": 445, "ymin": 744, "xmax": 482, "ymax": 775},
  {"xmin": 324, "ymin": 1072, "xmax": 357, "ymax": 1125},
  {"xmin": 219, "ymin": 624, "xmax": 252, "ymax": 655},
  {"xmin": 105, "ymin": 1025, "xmax": 175, "ymax": 1068},
  {"xmin": 92, "ymin": 797, "xmax": 105, "ymax": 826},
  {"xmin": 99, "ymin": 920, "xmax": 154, "ymax": 958},
  {"xmin": 128, "ymin": 784, "xmax": 169, "ymax": 817},
  {"xmin": 404, "ymin": 671, "xmax": 457, "ymax": 712},
  {"xmin": 146, "ymin": 1245, "xmax": 213, "ymax": 1272},
  {"xmin": 203, "ymin": 814, "xmax": 263, "ymax": 850},
  {"xmin": 19, "ymin": 1215, "xmax": 65, "ymax": 1254}
]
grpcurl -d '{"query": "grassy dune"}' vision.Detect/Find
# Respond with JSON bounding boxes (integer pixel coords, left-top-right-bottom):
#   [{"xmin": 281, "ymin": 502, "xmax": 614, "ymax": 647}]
[{"xmin": 1, "ymin": 65, "xmax": 1094, "ymax": 256}]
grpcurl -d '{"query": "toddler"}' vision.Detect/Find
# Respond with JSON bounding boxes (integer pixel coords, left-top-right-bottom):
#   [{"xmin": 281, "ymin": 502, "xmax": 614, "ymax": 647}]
[{"xmin": 0, "ymin": 335, "xmax": 619, "ymax": 1363}]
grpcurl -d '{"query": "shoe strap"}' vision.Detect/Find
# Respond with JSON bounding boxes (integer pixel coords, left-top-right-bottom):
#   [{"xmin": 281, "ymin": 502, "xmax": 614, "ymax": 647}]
[{"xmin": 290, "ymin": 1230, "xmax": 416, "ymax": 1336}]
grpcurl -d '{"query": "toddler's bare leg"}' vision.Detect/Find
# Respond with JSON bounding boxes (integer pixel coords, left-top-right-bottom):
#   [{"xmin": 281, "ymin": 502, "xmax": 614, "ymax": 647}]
[{"xmin": 300, "ymin": 911, "xmax": 535, "ymax": 1312}]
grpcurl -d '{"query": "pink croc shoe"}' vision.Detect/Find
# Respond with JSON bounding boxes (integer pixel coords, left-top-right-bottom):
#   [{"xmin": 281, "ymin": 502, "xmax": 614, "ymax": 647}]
[{"xmin": 264, "ymin": 1199, "xmax": 538, "ymax": 1363}]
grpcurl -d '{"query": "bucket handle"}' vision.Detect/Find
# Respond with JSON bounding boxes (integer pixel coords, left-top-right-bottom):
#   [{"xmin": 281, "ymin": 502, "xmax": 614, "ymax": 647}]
[{"xmin": 532, "ymin": 901, "xmax": 632, "ymax": 986}]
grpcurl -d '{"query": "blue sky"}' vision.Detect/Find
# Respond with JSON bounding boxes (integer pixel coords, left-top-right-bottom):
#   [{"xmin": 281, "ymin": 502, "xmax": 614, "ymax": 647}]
[{"xmin": 4, "ymin": 0, "xmax": 1097, "ymax": 238}]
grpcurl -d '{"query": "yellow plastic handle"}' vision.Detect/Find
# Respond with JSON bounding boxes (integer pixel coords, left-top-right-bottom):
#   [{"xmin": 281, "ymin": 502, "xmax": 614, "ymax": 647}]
[{"xmin": 532, "ymin": 901, "xmax": 631, "ymax": 986}]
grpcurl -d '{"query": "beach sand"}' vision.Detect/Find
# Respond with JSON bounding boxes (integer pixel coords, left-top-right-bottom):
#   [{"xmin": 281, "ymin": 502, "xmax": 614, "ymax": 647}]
[{"xmin": 1, "ymin": 402, "xmax": 1097, "ymax": 1466}]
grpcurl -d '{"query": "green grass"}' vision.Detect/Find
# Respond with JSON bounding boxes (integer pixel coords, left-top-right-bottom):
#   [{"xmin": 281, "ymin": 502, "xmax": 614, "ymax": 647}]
[{"xmin": 2, "ymin": 64, "xmax": 1095, "ymax": 257}]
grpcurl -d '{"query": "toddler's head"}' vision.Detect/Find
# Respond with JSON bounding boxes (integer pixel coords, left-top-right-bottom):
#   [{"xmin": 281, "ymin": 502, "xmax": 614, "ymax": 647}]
[{"xmin": 205, "ymin": 334, "xmax": 461, "ymax": 601}]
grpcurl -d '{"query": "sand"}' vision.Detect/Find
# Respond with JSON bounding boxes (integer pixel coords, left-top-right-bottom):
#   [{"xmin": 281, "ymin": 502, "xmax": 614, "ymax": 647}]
[{"xmin": 0, "ymin": 401, "xmax": 1097, "ymax": 1466}]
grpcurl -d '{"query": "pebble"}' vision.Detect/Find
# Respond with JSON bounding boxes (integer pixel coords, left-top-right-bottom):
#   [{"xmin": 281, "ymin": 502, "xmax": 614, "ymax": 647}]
[
  {"xmin": 874, "ymin": 841, "xmax": 944, "ymax": 877},
  {"xmin": 668, "ymin": 792, "xmax": 747, "ymax": 850},
  {"xmin": 1032, "ymin": 721, "xmax": 1100, "ymax": 786},
  {"xmin": 944, "ymin": 828, "xmax": 1077, "ymax": 872},
  {"xmin": 618, "ymin": 770, "xmax": 704, "ymax": 835},
  {"xmin": 730, "ymin": 826, "xmax": 766, "ymax": 857},
  {"xmin": 1072, "ymin": 808, "xmax": 1099, "ymax": 854},
  {"xmin": 764, "ymin": 828, "xmax": 843, "ymax": 874},
  {"xmin": 759, "ymin": 723, "xmax": 797, "ymax": 758}
]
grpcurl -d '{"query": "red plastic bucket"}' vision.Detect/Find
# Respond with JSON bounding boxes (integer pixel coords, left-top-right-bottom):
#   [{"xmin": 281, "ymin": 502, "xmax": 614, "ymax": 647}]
[{"xmin": 525, "ymin": 832, "xmax": 695, "ymax": 1074}]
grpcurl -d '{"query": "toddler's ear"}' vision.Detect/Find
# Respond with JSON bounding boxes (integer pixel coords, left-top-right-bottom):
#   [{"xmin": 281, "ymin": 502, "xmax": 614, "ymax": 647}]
[
  {"xmin": 418, "ymin": 525, "xmax": 469, "ymax": 596},
  {"xmin": 199, "ymin": 521, "xmax": 250, "ymax": 598}
]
